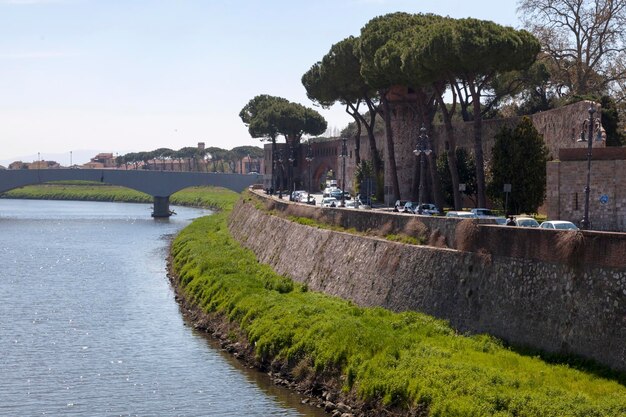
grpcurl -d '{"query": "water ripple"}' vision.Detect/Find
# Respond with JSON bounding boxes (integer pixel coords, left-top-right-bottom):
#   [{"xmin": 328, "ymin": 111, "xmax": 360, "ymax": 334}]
[{"xmin": 0, "ymin": 199, "xmax": 324, "ymax": 417}]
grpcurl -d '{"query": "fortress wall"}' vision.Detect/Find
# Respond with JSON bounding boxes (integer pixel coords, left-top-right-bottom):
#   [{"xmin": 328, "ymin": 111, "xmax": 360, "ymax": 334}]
[
  {"xmin": 385, "ymin": 99, "xmax": 603, "ymax": 203},
  {"xmin": 230, "ymin": 193, "xmax": 626, "ymax": 371}
]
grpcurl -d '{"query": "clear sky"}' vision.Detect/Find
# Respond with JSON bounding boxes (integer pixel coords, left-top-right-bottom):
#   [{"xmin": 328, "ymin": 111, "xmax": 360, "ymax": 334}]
[{"xmin": 0, "ymin": 0, "xmax": 520, "ymax": 164}]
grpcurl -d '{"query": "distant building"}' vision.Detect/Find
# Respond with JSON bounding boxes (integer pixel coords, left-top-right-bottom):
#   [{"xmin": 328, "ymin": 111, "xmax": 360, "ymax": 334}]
[
  {"xmin": 8, "ymin": 161, "xmax": 27, "ymax": 170},
  {"xmin": 17, "ymin": 160, "xmax": 61, "ymax": 169},
  {"xmin": 83, "ymin": 153, "xmax": 117, "ymax": 169},
  {"xmin": 236, "ymin": 155, "xmax": 262, "ymax": 174}
]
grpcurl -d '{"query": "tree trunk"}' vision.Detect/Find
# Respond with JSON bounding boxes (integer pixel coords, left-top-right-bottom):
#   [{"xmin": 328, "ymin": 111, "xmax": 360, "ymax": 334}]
[
  {"xmin": 363, "ymin": 98, "xmax": 384, "ymax": 201},
  {"xmin": 435, "ymin": 85, "xmax": 463, "ymax": 210},
  {"xmin": 415, "ymin": 89, "xmax": 445, "ymax": 211},
  {"xmin": 381, "ymin": 92, "xmax": 400, "ymax": 203},
  {"xmin": 271, "ymin": 138, "xmax": 277, "ymax": 191},
  {"xmin": 454, "ymin": 81, "xmax": 472, "ymax": 122},
  {"xmin": 468, "ymin": 80, "xmax": 487, "ymax": 208},
  {"xmin": 345, "ymin": 103, "xmax": 361, "ymax": 166}
]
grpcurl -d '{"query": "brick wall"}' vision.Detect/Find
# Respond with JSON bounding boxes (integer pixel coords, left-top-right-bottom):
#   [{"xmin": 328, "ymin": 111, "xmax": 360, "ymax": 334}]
[{"xmin": 548, "ymin": 148, "xmax": 626, "ymax": 231}]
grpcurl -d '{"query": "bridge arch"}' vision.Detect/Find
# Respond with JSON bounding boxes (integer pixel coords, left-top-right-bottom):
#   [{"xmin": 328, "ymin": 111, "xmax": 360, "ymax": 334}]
[{"xmin": 0, "ymin": 169, "xmax": 261, "ymax": 217}]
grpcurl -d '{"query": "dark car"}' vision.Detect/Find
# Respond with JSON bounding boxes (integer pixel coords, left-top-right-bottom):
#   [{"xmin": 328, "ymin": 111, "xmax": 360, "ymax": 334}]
[{"xmin": 330, "ymin": 189, "xmax": 344, "ymax": 200}]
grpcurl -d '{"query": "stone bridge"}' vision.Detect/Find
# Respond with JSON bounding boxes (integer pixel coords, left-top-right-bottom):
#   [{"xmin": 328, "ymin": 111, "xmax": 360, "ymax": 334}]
[{"xmin": 0, "ymin": 169, "xmax": 262, "ymax": 217}]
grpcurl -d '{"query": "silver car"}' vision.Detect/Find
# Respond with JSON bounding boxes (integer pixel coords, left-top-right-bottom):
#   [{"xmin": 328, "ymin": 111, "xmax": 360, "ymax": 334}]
[
  {"xmin": 539, "ymin": 220, "xmax": 579, "ymax": 230},
  {"xmin": 514, "ymin": 217, "xmax": 540, "ymax": 227}
]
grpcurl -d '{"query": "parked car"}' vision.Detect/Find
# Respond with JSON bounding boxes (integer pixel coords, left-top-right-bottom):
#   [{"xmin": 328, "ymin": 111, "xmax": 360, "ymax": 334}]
[
  {"xmin": 394, "ymin": 200, "xmax": 409, "ymax": 212},
  {"xmin": 514, "ymin": 217, "xmax": 540, "ymax": 227},
  {"xmin": 291, "ymin": 190, "xmax": 306, "ymax": 201},
  {"xmin": 344, "ymin": 200, "xmax": 359, "ymax": 208},
  {"xmin": 322, "ymin": 187, "xmax": 336, "ymax": 198},
  {"xmin": 402, "ymin": 201, "xmax": 419, "ymax": 213},
  {"xmin": 446, "ymin": 211, "xmax": 478, "ymax": 218},
  {"xmin": 321, "ymin": 197, "xmax": 339, "ymax": 207},
  {"xmin": 471, "ymin": 208, "xmax": 494, "ymax": 217},
  {"xmin": 330, "ymin": 189, "xmax": 344, "ymax": 200},
  {"xmin": 298, "ymin": 193, "xmax": 316, "ymax": 204},
  {"xmin": 416, "ymin": 203, "xmax": 440, "ymax": 215},
  {"xmin": 539, "ymin": 220, "xmax": 579, "ymax": 230}
]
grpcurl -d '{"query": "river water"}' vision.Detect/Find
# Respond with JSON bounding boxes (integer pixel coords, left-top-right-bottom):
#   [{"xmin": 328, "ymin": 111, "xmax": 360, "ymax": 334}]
[{"xmin": 0, "ymin": 199, "xmax": 326, "ymax": 417}]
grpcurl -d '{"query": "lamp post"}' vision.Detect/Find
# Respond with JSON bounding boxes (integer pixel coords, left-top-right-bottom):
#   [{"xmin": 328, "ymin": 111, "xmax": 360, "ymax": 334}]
[
  {"xmin": 577, "ymin": 105, "xmax": 603, "ymax": 230},
  {"xmin": 288, "ymin": 145, "xmax": 295, "ymax": 201},
  {"xmin": 305, "ymin": 141, "xmax": 314, "ymax": 203},
  {"xmin": 271, "ymin": 148, "xmax": 278, "ymax": 195},
  {"xmin": 277, "ymin": 150, "xmax": 285, "ymax": 199},
  {"xmin": 413, "ymin": 125, "xmax": 432, "ymax": 213},
  {"xmin": 339, "ymin": 136, "xmax": 348, "ymax": 207}
]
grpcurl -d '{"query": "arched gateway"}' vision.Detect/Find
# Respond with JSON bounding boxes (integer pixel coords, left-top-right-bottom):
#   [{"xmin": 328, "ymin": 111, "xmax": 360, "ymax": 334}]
[{"xmin": 0, "ymin": 169, "xmax": 261, "ymax": 217}]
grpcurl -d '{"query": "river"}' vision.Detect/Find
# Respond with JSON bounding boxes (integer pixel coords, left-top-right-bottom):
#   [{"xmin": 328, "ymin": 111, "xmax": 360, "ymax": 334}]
[{"xmin": 0, "ymin": 199, "xmax": 326, "ymax": 417}]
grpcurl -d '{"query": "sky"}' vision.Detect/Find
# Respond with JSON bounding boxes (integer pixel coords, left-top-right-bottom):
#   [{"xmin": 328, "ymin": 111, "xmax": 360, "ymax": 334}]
[{"xmin": 0, "ymin": 0, "xmax": 521, "ymax": 165}]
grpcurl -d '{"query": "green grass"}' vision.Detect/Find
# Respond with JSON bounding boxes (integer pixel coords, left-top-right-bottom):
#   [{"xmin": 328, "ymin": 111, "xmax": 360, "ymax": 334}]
[
  {"xmin": 1, "ymin": 182, "xmax": 152, "ymax": 203},
  {"xmin": 385, "ymin": 233, "xmax": 423, "ymax": 245},
  {"xmin": 171, "ymin": 196, "xmax": 626, "ymax": 417}
]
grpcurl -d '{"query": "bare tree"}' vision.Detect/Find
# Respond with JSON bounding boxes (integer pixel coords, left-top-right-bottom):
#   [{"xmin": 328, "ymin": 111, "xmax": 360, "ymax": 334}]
[{"xmin": 518, "ymin": 0, "xmax": 626, "ymax": 97}]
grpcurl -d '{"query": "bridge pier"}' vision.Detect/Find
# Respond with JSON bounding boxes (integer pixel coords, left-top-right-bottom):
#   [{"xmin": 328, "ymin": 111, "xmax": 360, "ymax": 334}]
[{"xmin": 152, "ymin": 196, "xmax": 171, "ymax": 218}]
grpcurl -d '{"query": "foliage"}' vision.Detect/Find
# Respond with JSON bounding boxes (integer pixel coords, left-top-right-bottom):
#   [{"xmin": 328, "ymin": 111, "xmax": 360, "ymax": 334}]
[
  {"xmin": 231, "ymin": 145, "xmax": 264, "ymax": 160},
  {"xmin": 302, "ymin": 36, "xmax": 372, "ymax": 109},
  {"xmin": 437, "ymin": 148, "xmax": 476, "ymax": 208},
  {"xmin": 115, "ymin": 145, "xmax": 261, "ymax": 173},
  {"xmin": 600, "ymin": 96, "xmax": 626, "ymax": 147},
  {"xmin": 495, "ymin": 55, "xmax": 566, "ymax": 116},
  {"xmin": 170, "ymin": 195, "xmax": 626, "ymax": 416},
  {"xmin": 354, "ymin": 160, "xmax": 374, "ymax": 195},
  {"xmin": 487, "ymin": 117, "xmax": 549, "ymax": 214},
  {"xmin": 518, "ymin": 0, "xmax": 626, "ymax": 99},
  {"xmin": 340, "ymin": 112, "xmax": 385, "ymax": 138},
  {"xmin": 239, "ymin": 94, "xmax": 289, "ymax": 141},
  {"xmin": 239, "ymin": 94, "xmax": 327, "ymax": 144}
]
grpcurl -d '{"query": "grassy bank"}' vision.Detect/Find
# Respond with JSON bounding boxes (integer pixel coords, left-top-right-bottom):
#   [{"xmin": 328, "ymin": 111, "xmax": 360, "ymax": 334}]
[
  {"xmin": 0, "ymin": 182, "xmax": 238, "ymax": 210},
  {"xmin": 170, "ymin": 194, "xmax": 626, "ymax": 417}
]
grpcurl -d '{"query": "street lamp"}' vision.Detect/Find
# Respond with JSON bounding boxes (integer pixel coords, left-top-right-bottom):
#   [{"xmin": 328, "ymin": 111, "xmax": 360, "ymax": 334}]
[
  {"xmin": 277, "ymin": 149, "xmax": 284, "ymax": 199},
  {"xmin": 305, "ymin": 141, "xmax": 314, "ymax": 203},
  {"xmin": 577, "ymin": 105, "xmax": 603, "ymax": 230},
  {"xmin": 339, "ymin": 136, "xmax": 348, "ymax": 207},
  {"xmin": 271, "ymin": 148, "xmax": 278, "ymax": 195},
  {"xmin": 288, "ymin": 145, "xmax": 296, "ymax": 201},
  {"xmin": 413, "ymin": 125, "xmax": 432, "ymax": 213}
]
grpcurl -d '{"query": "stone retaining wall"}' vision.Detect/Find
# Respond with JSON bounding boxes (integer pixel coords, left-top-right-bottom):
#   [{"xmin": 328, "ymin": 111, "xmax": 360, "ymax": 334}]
[{"xmin": 230, "ymin": 194, "xmax": 626, "ymax": 371}]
